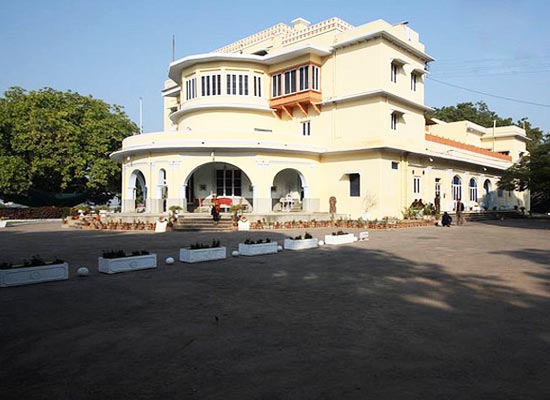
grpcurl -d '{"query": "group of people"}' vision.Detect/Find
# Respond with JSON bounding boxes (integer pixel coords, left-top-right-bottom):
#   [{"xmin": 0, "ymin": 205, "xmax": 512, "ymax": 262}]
[
  {"xmin": 410, "ymin": 199, "xmax": 425, "ymax": 209},
  {"xmin": 440, "ymin": 199, "xmax": 465, "ymax": 227}
]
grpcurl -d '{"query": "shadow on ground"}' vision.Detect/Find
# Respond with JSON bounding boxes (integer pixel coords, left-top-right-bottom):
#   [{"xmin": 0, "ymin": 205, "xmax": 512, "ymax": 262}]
[{"xmin": 1, "ymin": 223, "xmax": 549, "ymax": 399}]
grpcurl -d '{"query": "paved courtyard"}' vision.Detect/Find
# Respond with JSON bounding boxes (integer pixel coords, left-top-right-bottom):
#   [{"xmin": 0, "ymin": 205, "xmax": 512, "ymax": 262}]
[{"xmin": 1, "ymin": 219, "xmax": 550, "ymax": 399}]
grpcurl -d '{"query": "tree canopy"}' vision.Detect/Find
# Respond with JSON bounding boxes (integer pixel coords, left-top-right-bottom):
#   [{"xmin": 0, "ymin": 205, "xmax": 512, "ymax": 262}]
[{"xmin": 0, "ymin": 87, "xmax": 138, "ymax": 205}]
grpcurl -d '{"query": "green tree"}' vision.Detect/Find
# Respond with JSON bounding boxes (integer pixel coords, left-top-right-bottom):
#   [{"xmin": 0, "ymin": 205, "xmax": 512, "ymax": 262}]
[
  {"xmin": 498, "ymin": 138, "xmax": 550, "ymax": 211},
  {"xmin": 0, "ymin": 87, "xmax": 137, "ymax": 204}
]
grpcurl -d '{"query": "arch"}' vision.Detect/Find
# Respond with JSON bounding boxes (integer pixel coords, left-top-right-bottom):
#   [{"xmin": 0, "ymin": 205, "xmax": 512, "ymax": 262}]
[
  {"xmin": 158, "ymin": 169, "xmax": 167, "ymax": 185},
  {"xmin": 451, "ymin": 175, "xmax": 462, "ymax": 201},
  {"xmin": 483, "ymin": 179, "xmax": 493, "ymax": 210},
  {"xmin": 271, "ymin": 168, "xmax": 306, "ymax": 212},
  {"xmin": 158, "ymin": 168, "xmax": 168, "ymax": 212},
  {"xmin": 469, "ymin": 177, "xmax": 478, "ymax": 202},
  {"xmin": 183, "ymin": 161, "xmax": 253, "ymax": 212},
  {"xmin": 128, "ymin": 169, "xmax": 147, "ymax": 212}
]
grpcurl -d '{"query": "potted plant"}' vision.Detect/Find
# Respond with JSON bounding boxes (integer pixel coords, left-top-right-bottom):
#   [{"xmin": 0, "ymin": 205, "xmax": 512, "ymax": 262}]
[
  {"xmin": 324, "ymin": 230, "xmax": 356, "ymax": 245},
  {"xmin": 238, "ymin": 238, "xmax": 278, "ymax": 256},
  {"xmin": 1, "ymin": 255, "xmax": 68, "ymax": 287},
  {"xmin": 98, "ymin": 250, "xmax": 157, "ymax": 274},
  {"xmin": 179, "ymin": 239, "xmax": 227, "ymax": 263},
  {"xmin": 284, "ymin": 232, "xmax": 319, "ymax": 250}
]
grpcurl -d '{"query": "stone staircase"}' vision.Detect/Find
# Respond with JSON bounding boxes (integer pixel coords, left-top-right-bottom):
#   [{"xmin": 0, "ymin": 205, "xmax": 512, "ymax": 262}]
[
  {"xmin": 452, "ymin": 210, "xmax": 525, "ymax": 222},
  {"xmin": 172, "ymin": 215, "xmax": 234, "ymax": 232}
]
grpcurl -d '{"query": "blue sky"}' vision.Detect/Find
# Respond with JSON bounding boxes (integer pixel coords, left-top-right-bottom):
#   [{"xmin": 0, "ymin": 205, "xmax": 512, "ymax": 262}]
[{"xmin": 1, "ymin": 0, "xmax": 549, "ymax": 134}]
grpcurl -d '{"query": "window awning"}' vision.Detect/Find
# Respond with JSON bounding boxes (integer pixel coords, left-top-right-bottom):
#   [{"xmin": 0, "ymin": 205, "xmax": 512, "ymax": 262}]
[
  {"xmin": 391, "ymin": 57, "xmax": 408, "ymax": 66},
  {"xmin": 412, "ymin": 67, "xmax": 428, "ymax": 75}
]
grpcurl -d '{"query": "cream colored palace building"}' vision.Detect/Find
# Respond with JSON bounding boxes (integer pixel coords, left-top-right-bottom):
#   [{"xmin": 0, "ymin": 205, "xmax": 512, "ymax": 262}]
[{"xmin": 111, "ymin": 17, "xmax": 529, "ymax": 219}]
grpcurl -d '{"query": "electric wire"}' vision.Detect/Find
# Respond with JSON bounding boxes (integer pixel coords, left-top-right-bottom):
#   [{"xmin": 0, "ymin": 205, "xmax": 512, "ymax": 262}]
[{"xmin": 426, "ymin": 76, "xmax": 550, "ymax": 108}]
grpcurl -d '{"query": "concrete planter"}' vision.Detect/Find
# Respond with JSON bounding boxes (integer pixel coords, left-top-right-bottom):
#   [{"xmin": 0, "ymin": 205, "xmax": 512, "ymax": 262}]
[
  {"xmin": 0, "ymin": 262, "xmax": 69, "ymax": 287},
  {"xmin": 324, "ymin": 233, "xmax": 356, "ymax": 245},
  {"xmin": 179, "ymin": 247, "xmax": 227, "ymax": 263},
  {"xmin": 238, "ymin": 242, "xmax": 278, "ymax": 256},
  {"xmin": 98, "ymin": 254, "xmax": 157, "ymax": 274},
  {"xmin": 284, "ymin": 238, "xmax": 319, "ymax": 250}
]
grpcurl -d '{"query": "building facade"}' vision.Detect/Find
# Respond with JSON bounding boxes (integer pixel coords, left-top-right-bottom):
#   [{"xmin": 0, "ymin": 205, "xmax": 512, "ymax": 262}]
[{"xmin": 111, "ymin": 17, "xmax": 529, "ymax": 218}]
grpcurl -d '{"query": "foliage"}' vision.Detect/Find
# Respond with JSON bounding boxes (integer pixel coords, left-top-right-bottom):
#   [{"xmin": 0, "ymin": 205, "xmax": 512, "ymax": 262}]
[
  {"xmin": 0, "ymin": 255, "xmax": 64, "ymax": 269},
  {"xmin": 169, "ymin": 205, "xmax": 182, "ymax": 212},
  {"xmin": 0, "ymin": 206, "xmax": 65, "ymax": 219},
  {"xmin": 499, "ymin": 139, "xmax": 550, "ymax": 211},
  {"xmin": 101, "ymin": 250, "xmax": 149, "ymax": 259},
  {"xmin": 243, "ymin": 238, "xmax": 271, "ymax": 244},
  {"xmin": 189, "ymin": 239, "xmax": 221, "ymax": 250},
  {"xmin": 289, "ymin": 232, "xmax": 314, "ymax": 240},
  {"xmin": 0, "ymin": 87, "xmax": 138, "ymax": 203}
]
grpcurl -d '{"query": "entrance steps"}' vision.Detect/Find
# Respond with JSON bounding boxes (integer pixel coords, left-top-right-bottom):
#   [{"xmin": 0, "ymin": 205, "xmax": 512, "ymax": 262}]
[
  {"xmin": 172, "ymin": 215, "xmax": 234, "ymax": 232},
  {"xmin": 450, "ymin": 210, "xmax": 525, "ymax": 222}
]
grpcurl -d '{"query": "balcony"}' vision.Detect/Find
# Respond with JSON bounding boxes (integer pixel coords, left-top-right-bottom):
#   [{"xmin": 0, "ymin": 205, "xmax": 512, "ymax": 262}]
[{"xmin": 270, "ymin": 90, "xmax": 322, "ymax": 118}]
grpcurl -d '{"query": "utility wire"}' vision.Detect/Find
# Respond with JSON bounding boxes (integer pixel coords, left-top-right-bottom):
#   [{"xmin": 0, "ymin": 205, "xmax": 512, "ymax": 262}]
[{"xmin": 426, "ymin": 76, "xmax": 550, "ymax": 108}]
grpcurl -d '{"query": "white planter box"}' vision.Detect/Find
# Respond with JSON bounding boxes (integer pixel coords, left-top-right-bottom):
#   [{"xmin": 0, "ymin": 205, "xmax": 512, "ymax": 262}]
[
  {"xmin": 179, "ymin": 247, "xmax": 227, "ymax": 263},
  {"xmin": 284, "ymin": 238, "xmax": 319, "ymax": 250},
  {"xmin": 1, "ymin": 262, "xmax": 69, "ymax": 287},
  {"xmin": 324, "ymin": 233, "xmax": 356, "ymax": 245},
  {"xmin": 238, "ymin": 242, "xmax": 278, "ymax": 256},
  {"xmin": 98, "ymin": 254, "xmax": 157, "ymax": 274}
]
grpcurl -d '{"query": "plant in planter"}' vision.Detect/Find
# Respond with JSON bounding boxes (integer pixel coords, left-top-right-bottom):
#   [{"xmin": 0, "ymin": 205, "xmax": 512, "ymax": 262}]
[
  {"xmin": 284, "ymin": 232, "xmax": 319, "ymax": 250},
  {"xmin": 180, "ymin": 239, "xmax": 226, "ymax": 263},
  {"xmin": 325, "ymin": 230, "xmax": 356, "ymax": 245},
  {"xmin": 239, "ymin": 237, "xmax": 278, "ymax": 256},
  {"xmin": 98, "ymin": 249, "xmax": 157, "ymax": 274},
  {"xmin": 169, "ymin": 205, "xmax": 183, "ymax": 218},
  {"xmin": 1, "ymin": 255, "xmax": 68, "ymax": 287}
]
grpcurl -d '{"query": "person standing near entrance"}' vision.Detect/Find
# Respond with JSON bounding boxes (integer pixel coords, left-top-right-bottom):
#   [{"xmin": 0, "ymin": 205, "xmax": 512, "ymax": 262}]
[
  {"xmin": 455, "ymin": 198, "xmax": 465, "ymax": 225},
  {"xmin": 211, "ymin": 195, "xmax": 221, "ymax": 224}
]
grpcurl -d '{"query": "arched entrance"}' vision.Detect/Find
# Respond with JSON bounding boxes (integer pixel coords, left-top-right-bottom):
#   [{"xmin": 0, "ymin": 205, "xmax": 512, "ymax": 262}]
[
  {"xmin": 158, "ymin": 169, "xmax": 168, "ymax": 212},
  {"xmin": 483, "ymin": 179, "xmax": 493, "ymax": 210},
  {"xmin": 184, "ymin": 162, "xmax": 253, "ymax": 212},
  {"xmin": 272, "ymin": 168, "xmax": 305, "ymax": 212},
  {"xmin": 128, "ymin": 170, "xmax": 147, "ymax": 212}
]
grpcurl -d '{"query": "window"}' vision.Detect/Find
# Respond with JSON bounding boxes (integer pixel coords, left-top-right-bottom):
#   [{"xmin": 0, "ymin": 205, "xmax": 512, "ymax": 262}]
[
  {"xmin": 253, "ymin": 75, "xmax": 262, "ymax": 97},
  {"xmin": 452, "ymin": 175, "xmax": 462, "ymax": 201},
  {"xmin": 391, "ymin": 62, "xmax": 398, "ymax": 83},
  {"xmin": 271, "ymin": 64, "xmax": 320, "ymax": 98},
  {"xmin": 216, "ymin": 169, "xmax": 242, "ymax": 196},
  {"xmin": 185, "ymin": 76, "xmax": 197, "ymax": 100},
  {"xmin": 312, "ymin": 66, "xmax": 320, "ymax": 91},
  {"xmin": 497, "ymin": 189, "xmax": 503, "ymax": 198},
  {"xmin": 201, "ymin": 74, "xmax": 221, "ymax": 96},
  {"xmin": 349, "ymin": 173, "xmax": 360, "ymax": 197},
  {"xmin": 411, "ymin": 73, "xmax": 417, "ymax": 91},
  {"xmin": 435, "ymin": 178, "xmax": 441, "ymax": 197},
  {"xmin": 391, "ymin": 112, "xmax": 398, "ymax": 130},
  {"xmin": 298, "ymin": 65, "xmax": 309, "ymax": 91},
  {"xmin": 302, "ymin": 120, "xmax": 310, "ymax": 136},
  {"xmin": 226, "ymin": 73, "xmax": 249, "ymax": 96},
  {"xmin": 391, "ymin": 161, "xmax": 399, "ymax": 170},
  {"xmin": 469, "ymin": 178, "xmax": 478, "ymax": 202},
  {"xmin": 272, "ymin": 74, "xmax": 282, "ymax": 97},
  {"xmin": 284, "ymin": 69, "xmax": 297, "ymax": 95},
  {"xmin": 413, "ymin": 176, "xmax": 421, "ymax": 194}
]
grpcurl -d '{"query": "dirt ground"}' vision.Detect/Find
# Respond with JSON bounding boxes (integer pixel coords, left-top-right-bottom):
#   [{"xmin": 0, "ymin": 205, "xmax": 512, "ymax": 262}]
[{"xmin": 1, "ymin": 219, "xmax": 550, "ymax": 399}]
